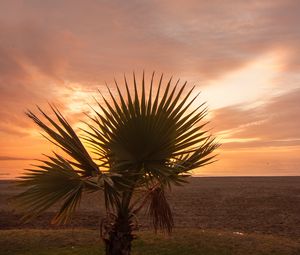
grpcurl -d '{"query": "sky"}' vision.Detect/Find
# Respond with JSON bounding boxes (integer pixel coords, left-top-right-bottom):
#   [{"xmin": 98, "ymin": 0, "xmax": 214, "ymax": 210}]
[{"xmin": 0, "ymin": 0, "xmax": 300, "ymax": 179}]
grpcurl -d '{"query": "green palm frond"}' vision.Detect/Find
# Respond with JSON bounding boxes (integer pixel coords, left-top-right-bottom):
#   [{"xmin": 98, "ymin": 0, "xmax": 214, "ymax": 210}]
[
  {"xmin": 15, "ymin": 108, "xmax": 104, "ymax": 224},
  {"xmin": 14, "ymin": 153, "xmax": 101, "ymax": 224},
  {"xmin": 85, "ymin": 73, "xmax": 218, "ymax": 187},
  {"xmin": 82, "ymin": 72, "xmax": 219, "ymax": 233},
  {"xmin": 26, "ymin": 105, "xmax": 99, "ymax": 177},
  {"xmin": 15, "ymin": 72, "xmax": 219, "ymax": 234}
]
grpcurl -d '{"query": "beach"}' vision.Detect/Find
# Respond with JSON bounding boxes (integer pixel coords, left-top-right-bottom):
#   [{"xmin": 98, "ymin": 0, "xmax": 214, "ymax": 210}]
[{"xmin": 1, "ymin": 176, "xmax": 299, "ymax": 241}]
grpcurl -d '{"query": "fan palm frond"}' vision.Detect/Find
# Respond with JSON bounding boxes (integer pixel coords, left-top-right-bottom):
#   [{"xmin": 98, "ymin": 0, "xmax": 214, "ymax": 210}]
[
  {"xmin": 14, "ymin": 153, "xmax": 101, "ymax": 224},
  {"xmin": 15, "ymin": 72, "xmax": 219, "ymax": 239},
  {"xmin": 85, "ymin": 73, "xmax": 218, "ymax": 188},
  {"xmin": 147, "ymin": 186, "xmax": 174, "ymax": 233},
  {"xmin": 26, "ymin": 105, "xmax": 99, "ymax": 177}
]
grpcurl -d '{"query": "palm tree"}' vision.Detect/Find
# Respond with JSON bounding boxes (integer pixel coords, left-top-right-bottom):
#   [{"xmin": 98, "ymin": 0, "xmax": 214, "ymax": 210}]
[{"xmin": 14, "ymin": 73, "xmax": 219, "ymax": 255}]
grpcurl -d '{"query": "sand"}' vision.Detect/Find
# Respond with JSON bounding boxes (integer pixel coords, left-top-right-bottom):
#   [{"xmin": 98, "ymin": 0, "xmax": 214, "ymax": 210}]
[{"xmin": 1, "ymin": 177, "xmax": 299, "ymax": 240}]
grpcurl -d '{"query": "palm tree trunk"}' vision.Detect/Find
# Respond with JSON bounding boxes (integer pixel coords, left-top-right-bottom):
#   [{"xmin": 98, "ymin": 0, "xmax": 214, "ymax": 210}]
[
  {"xmin": 104, "ymin": 189, "xmax": 135, "ymax": 255},
  {"xmin": 105, "ymin": 214, "xmax": 134, "ymax": 255}
]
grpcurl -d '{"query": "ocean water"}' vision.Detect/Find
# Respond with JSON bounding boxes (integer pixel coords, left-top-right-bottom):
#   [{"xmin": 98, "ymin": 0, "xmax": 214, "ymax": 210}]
[
  {"xmin": 0, "ymin": 159, "xmax": 32, "ymax": 180},
  {"xmin": 1, "ymin": 151, "xmax": 300, "ymax": 180},
  {"xmin": 197, "ymin": 150, "xmax": 300, "ymax": 176}
]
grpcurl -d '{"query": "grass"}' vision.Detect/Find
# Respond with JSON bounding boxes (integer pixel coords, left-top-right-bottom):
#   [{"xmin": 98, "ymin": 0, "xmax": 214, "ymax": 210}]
[{"xmin": 1, "ymin": 229, "xmax": 300, "ymax": 255}]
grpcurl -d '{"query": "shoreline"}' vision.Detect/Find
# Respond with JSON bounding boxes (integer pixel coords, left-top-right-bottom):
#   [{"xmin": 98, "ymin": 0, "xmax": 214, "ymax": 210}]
[{"xmin": 1, "ymin": 175, "xmax": 300, "ymax": 182}]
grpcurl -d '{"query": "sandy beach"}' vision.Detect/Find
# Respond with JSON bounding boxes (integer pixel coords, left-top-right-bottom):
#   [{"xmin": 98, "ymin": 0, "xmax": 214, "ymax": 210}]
[{"xmin": 1, "ymin": 176, "xmax": 299, "ymax": 241}]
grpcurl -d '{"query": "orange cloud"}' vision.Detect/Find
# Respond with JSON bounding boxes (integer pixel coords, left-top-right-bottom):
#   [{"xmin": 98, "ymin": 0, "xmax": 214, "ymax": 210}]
[
  {"xmin": 1, "ymin": 0, "xmax": 300, "ymax": 177},
  {"xmin": 211, "ymin": 88, "xmax": 300, "ymax": 150}
]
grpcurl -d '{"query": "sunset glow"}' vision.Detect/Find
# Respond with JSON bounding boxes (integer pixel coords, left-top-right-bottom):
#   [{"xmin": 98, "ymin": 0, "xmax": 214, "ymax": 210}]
[
  {"xmin": 0, "ymin": 0, "xmax": 299, "ymax": 179},
  {"xmin": 202, "ymin": 50, "xmax": 284, "ymax": 109}
]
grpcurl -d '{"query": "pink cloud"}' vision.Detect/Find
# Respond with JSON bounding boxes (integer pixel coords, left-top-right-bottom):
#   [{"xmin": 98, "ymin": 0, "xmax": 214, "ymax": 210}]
[
  {"xmin": 0, "ymin": 0, "xmax": 300, "ymax": 176},
  {"xmin": 211, "ymin": 88, "xmax": 300, "ymax": 149}
]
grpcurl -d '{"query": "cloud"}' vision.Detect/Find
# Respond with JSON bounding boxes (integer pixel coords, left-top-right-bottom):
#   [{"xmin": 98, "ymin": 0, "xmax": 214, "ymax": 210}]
[
  {"xmin": 211, "ymin": 88, "xmax": 300, "ymax": 149},
  {"xmin": 0, "ymin": 19, "xmax": 81, "ymax": 135},
  {"xmin": 0, "ymin": 0, "xmax": 300, "ymax": 171},
  {"xmin": 0, "ymin": 156, "xmax": 31, "ymax": 161},
  {"xmin": 1, "ymin": 0, "xmax": 299, "ymax": 83}
]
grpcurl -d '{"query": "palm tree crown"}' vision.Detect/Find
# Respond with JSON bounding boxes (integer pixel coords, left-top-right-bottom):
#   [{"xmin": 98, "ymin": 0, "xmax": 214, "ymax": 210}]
[{"xmin": 15, "ymin": 72, "xmax": 219, "ymax": 254}]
